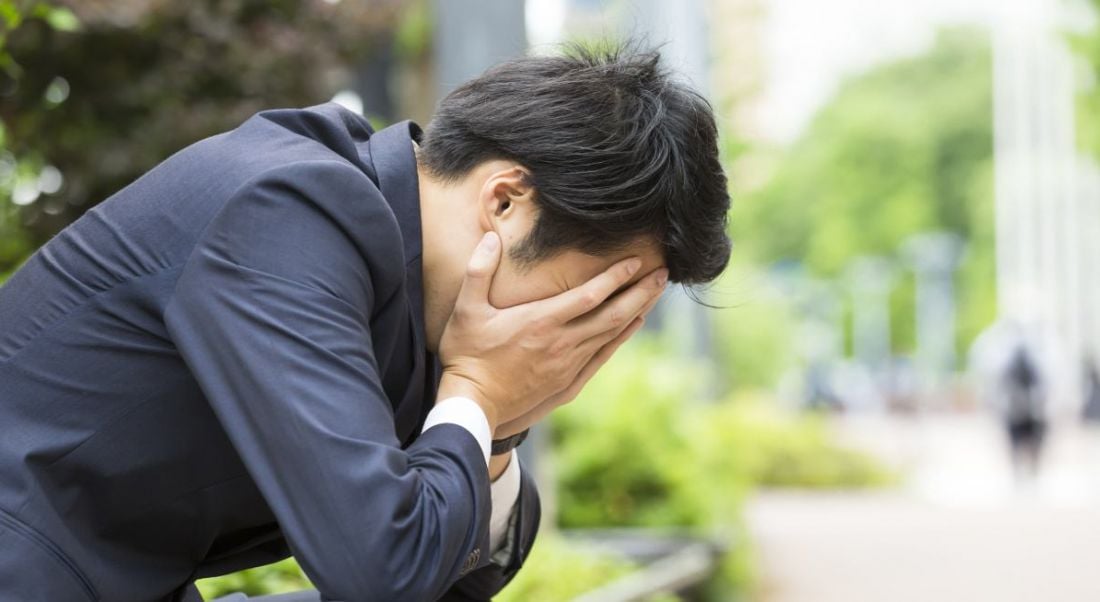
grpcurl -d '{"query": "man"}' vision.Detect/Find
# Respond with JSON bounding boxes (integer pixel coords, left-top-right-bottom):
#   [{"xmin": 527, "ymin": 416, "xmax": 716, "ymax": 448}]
[{"xmin": 0, "ymin": 41, "xmax": 731, "ymax": 601}]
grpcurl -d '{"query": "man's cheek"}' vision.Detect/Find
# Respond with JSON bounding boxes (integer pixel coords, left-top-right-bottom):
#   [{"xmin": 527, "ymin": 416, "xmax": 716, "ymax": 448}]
[{"xmin": 488, "ymin": 271, "xmax": 546, "ymax": 309}]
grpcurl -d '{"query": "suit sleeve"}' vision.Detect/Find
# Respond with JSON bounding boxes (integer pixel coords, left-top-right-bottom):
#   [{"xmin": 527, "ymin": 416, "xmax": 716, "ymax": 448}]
[
  {"xmin": 439, "ymin": 462, "xmax": 541, "ymax": 601},
  {"xmin": 163, "ymin": 160, "xmax": 492, "ymax": 602}
]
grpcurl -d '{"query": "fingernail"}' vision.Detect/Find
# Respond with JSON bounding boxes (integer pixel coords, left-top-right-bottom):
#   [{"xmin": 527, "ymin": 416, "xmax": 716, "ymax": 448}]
[
  {"xmin": 626, "ymin": 258, "xmax": 642, "ymax": 275},
  {"xmin": 654, "ymin": 268, "xmax": 668, "ymax": 287}
]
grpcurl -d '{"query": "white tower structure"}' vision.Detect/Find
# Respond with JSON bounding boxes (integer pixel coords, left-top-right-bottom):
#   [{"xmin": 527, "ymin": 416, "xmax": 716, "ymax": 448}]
[{"xmin": 993, "ymin": 0, "xmax": 1100, "ymax": 411}]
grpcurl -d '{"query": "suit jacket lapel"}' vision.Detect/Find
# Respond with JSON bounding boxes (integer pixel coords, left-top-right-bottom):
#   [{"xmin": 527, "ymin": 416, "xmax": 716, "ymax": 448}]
[{"xmin": 364, "ymin": 120, "xmax": 437, "ymax": 445}]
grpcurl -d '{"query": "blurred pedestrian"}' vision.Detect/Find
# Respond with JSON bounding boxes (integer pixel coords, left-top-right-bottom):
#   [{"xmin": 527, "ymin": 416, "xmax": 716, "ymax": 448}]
[
  {"xmin": 1083, "ymin": 353, "xmax": 1100, "ymax": 423},
  {"xmin": 969, "ymin": 319, "xmax": 1056, "ymax": 484},
  {"xmin": 999, "ymin": 343, "xmax": 1048, "ymax": 480}
]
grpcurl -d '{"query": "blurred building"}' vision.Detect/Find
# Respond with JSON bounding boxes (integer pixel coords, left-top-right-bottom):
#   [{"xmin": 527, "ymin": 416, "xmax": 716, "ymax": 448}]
[
  {"xmin": 992, "ymin": 0, "xmax": 1100, "ymax": 412},
  {"xmin": 710, "ymin": 0, "xmax": 767, "ymax": 144}
]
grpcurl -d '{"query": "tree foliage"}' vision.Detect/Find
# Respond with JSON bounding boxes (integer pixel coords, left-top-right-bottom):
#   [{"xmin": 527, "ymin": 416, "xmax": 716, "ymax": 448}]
[
  {"xmin": 0, "ymin": 0, "xmax": 78, "ymax": 278},
  {"xmin": 0, "ymin": 0, "xmax": 402, "ymax": 274},
  {"xmin": 733, "ymin": 28, "xmax": 996, "ymax": 353},
  {"xmin": 1069, "ymin": 0, "xmax": 1100, "ymax": 158}
]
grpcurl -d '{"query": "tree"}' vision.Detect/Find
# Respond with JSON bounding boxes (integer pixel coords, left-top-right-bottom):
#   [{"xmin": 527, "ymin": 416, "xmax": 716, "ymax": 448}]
[
  {"xmin": 733, "ymin": 27, "xmax": 996, "ymax": 354},
  {"xmin": 0, "ymin": 0, "xmax": 404, "ymax": 275},
  {"xmin": 0, "ymin": 0, "xmax": 78, "ymax": 279},
  {"xmin": 1069, "ymin": 0, "xmax": 1100, "ymax": 158}
]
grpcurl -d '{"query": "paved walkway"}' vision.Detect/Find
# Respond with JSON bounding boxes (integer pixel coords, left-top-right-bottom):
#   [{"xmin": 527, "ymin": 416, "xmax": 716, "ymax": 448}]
[{"xmin": 746, "ymin": 413, "xmax": 1100, "ymax": 602}]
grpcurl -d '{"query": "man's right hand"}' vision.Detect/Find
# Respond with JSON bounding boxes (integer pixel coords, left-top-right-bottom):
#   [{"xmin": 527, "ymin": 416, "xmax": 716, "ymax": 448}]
[{"xmin": 436, "ymin": 231, "xmax": 667, "ymax": 434}]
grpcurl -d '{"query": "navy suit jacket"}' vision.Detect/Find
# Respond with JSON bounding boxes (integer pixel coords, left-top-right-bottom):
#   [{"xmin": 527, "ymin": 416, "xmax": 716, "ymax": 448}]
[{"xmin": 0, "ymin": 102, "xmax": 540, "ymax": 602}]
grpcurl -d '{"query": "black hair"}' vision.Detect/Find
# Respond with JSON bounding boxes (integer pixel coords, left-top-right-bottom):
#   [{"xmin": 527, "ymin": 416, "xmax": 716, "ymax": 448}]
[{"xmin": 417, "ymin": 38, "xmax": 732, "ymax": 287}]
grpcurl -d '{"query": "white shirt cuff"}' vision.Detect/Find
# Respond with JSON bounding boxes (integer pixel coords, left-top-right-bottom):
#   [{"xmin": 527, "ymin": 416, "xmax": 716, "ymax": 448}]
[
  {"xmin": 421, "ymin": 396, "xmax": 491, "ymax": 466},
  {"xmin": 489, "ymin": 449, "xmax": 522, "ymax": 553}
]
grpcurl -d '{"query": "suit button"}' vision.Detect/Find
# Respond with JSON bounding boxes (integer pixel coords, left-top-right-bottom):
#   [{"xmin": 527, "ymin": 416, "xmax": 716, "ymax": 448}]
[{"xmin": 460, "ymin": 548, "xmax": 481, "ymax": 576}]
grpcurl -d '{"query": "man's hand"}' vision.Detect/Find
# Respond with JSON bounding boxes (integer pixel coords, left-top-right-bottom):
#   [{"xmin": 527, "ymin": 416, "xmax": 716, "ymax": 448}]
[
  {"xmin": 491, "ymin": 288, "xmax": 660, "ymax": 439},
  {"xmin": 436, "ymin": 231, "xmax": 667, "ymax": 434}
]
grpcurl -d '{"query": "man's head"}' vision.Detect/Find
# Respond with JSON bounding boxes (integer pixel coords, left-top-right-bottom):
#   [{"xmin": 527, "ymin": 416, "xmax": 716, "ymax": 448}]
[{"xmin": 416, "ymin": 40, "xmax": 731, "ymax": 328}]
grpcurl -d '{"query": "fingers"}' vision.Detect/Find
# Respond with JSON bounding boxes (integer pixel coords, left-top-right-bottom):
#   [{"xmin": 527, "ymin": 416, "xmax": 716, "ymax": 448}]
[
  {"xmin": 529, "ymin": 256, "xmax": 645, "ymax": 324},
  {"xmin": 570, "ymin": 315, "xmax": 645, "ymax": 395},
  {"xmin": 570, "ymin": 266, "xmax": 667, "ymax": 344},
  {"xmin": 454, "ymin": 232, "xmax": 502, "ymax": 314},
  {"xmin": 496, "ymin": 316, "xmax": 646, "ymax": 435}
]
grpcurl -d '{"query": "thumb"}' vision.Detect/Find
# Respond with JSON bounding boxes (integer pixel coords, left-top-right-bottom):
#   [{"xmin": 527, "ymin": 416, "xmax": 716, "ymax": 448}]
[{"xmin": 456, "ymin": 231, "xmax": 501, "ymax": 309}]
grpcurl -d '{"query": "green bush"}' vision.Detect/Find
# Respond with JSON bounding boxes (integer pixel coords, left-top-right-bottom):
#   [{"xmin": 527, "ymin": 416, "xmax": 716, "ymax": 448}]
[
  {"xmin": 552, "ymin": 338, "xmax": 719, "ymax": 529},
  {"xmin": 709, "ymin": 264, "xmax": 800, "ymax": 392},
  {"xmin": 195, "ymin": 558, "xmax": 311, "ymax": 600},
  {"xmin": 694, "ymin": 397, "xmax": 894, "ymax": 490},
  {"xmin": 496, "ymin": 534, "xmax": 656, "ymax": 602},
  {"xmin": 553, "ymin": 337, "xmax": 891, "ymax": 531},
  {"xmin": 551, "ymin": 336, "xmax": 893, "ymax": 597},
  {"xmin": 194, "ymin": 534, "xmax": 657, "ymax": 602}
]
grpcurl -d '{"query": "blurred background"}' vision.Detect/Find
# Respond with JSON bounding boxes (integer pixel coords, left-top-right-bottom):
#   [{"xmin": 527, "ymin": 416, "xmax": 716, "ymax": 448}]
[{"xmin": 3, "ymin": 0, "xmax": 1100, "ymax": 600}]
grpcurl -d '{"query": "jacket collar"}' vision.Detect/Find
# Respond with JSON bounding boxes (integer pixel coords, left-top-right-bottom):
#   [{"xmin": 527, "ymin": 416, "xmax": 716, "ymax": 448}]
[
  {"xmin": 363, "ymin": 119, "xmax": 443, "ymax": 435},
  {"xmin": 365, "ymin": 119, "xmax": 425, "ymax": 269}
]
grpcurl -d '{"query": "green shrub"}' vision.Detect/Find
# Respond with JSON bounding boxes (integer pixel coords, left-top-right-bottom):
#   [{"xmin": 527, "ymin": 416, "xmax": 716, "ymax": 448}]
[
  {"xmin": 700, "ymin": 399, "xmax": 894, "ymax": 489},
  {"xmin": 552, "ymin": 338, "xmax": 719, "ymax": 529},
  {"xmin": 551, "ymin": 337, "xmax": 893, "ymax": 597},
  {"xmin": 496, "ymin": 534, "xmax": 651, "ymax": 602},
  {"xmin": 194, "ymin": 534, "xmax": 656, "ymax": 602},
  {"xmin": 195, "ymin": 558, "xmax": 311, "ymax": 599},
  {"xmin": 553, "ymin": 337, "xmax": 891, "ymax": 530}
]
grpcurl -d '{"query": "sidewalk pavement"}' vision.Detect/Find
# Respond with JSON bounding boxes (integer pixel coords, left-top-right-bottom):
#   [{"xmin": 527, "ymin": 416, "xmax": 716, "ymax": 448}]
[{"xmin": 746, "ymin": 413, "xmax": 1100, "ymax": 602}]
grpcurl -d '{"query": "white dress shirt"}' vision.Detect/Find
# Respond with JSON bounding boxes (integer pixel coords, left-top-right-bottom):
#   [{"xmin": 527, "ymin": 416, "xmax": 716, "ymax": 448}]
[{"xmin": 420, "ymin": 396, "xmax": 522, "ymax": 554}]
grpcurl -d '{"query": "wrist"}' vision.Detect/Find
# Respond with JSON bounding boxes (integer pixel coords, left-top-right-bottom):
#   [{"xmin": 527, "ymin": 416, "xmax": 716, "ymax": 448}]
[{"xmin": 437, "ymin": 372, "xmax": 499, "ymax": 434}]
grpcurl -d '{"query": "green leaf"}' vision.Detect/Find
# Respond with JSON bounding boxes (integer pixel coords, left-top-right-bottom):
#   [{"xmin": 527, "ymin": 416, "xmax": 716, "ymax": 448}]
[
  {"xmin": 43, "ymin": 7, "xmax": 78, "ymax": 31},
  {"xmin": 0, "ymin": 2, "xmax": 22, "ymax": 31}
]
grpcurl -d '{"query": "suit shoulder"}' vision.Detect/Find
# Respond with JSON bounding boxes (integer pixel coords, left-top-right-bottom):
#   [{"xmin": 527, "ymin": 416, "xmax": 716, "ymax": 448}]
[
  {"xmin": 224, "ymin": 102, "xmax": 374, "ymax": 169},
  {"xmin": 202, "ymin": 159, "xmax": 405, "ymax": 307}
]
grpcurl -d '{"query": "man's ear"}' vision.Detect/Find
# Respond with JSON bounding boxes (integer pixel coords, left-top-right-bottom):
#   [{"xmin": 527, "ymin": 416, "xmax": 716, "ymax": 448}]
[
  {"xmin": 477, "ymin": 166, "xmax": 537, "ymax": 241},
  {"xmin": 484, "ymin": 166, "xmax": 533, "ymax": 214}
]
